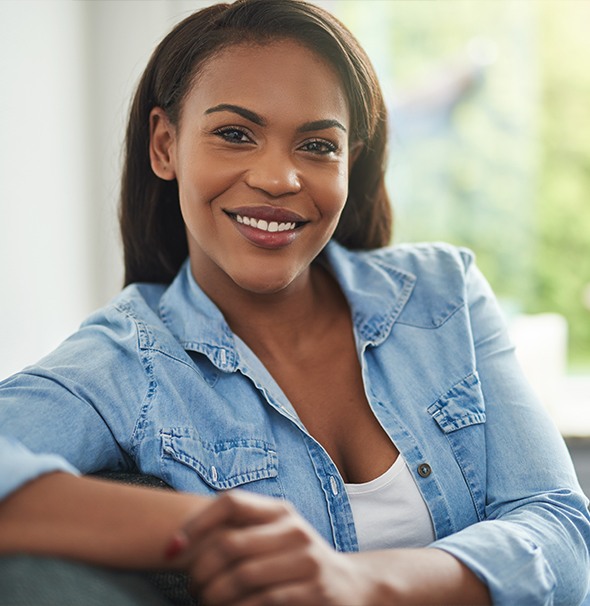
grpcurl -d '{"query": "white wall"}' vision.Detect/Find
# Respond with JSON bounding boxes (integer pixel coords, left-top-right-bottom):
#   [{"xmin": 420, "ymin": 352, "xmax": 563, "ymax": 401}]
[{"xmin": 0, "ymin": 0, "xmax": 213, "ymax": 379}]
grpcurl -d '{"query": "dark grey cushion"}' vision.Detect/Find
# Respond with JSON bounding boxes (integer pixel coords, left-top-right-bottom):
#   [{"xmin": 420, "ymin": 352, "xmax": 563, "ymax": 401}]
[
  {"xmin": 0, "ymin": 555, "xmax": 177, "ymax": 606},
  {"xmin": 0, "ymin": 473, "xmax": 198, "ymax": 605}
]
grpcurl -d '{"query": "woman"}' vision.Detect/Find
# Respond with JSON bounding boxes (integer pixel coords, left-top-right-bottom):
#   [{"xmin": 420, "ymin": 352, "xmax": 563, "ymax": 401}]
[{"xmin": 0, "ymin": 1, "xmax": 588, "ymax": 604}]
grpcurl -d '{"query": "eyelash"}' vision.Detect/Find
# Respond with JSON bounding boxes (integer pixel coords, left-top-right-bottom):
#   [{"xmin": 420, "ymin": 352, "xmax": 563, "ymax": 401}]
[
  {"xmin": 213, "ymin": 126, "xmax": 252, "ymax": 144},
  {"xmin": 300, "ymin": 139, "xmax": 338, "ymax": 155},
  {"xmin": 213, "ymin": 127, "xmax": 339, "ymax": 156}
]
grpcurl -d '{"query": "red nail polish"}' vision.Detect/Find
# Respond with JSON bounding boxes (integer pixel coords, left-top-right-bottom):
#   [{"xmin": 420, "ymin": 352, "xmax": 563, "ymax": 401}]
[{"xmin": 164, "ymin": 533, "xmax": 188, "ymax": 559}]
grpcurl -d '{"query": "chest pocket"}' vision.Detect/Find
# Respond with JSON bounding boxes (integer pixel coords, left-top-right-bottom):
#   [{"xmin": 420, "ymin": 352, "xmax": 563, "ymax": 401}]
[
  {"xmin": 160, "ymin": 428, "xmax": 284, "ymax": 498},
  {"xmin": 427, "ymin": 372, "xmax": 487, "ymax": 520}
]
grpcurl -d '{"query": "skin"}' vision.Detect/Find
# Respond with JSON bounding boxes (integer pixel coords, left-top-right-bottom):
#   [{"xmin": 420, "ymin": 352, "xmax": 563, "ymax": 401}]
[{"xmin": 0, "ymin": 39, "xmax": 490, "ymax": 606}]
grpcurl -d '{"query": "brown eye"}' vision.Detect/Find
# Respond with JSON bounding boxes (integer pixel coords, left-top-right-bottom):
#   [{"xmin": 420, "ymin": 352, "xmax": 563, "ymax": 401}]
[
  {"xmin": 300, "ymin": 139, "xmax": 338, "ymax": 155},
  {"xmin": 214, "ymin": 127, "xmax": 252, "ymax": 144}
]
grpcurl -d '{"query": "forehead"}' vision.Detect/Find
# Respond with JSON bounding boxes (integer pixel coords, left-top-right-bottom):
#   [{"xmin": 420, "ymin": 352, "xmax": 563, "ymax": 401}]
[{"xmin": 181, "ymin": 39, "xmax": 350, "ymax": 126}]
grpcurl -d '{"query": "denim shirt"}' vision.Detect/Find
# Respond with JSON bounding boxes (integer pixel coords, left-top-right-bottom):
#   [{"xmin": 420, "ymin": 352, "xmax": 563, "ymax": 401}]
[{"xmin": 1, "ymin": 241, "xmax": 589, "ymax": 605}]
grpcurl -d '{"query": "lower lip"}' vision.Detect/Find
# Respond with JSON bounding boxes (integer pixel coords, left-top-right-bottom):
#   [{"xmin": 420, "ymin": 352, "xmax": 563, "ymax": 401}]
[{"xmin": 231, "ymin": 219, "xmax": 301, "ymax": 250}]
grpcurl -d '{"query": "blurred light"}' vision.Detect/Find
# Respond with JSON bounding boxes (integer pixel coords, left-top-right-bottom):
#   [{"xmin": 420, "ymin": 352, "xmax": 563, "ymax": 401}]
[{"xmin": 467, "ymin": 37, "xmax": 498, "ymax": 67}]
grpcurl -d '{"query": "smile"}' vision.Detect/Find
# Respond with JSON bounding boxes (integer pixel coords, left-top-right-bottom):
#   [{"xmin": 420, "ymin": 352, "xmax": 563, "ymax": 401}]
[{"xmin": 234, "ymin": 214, "xmax": 297, "ymax": 232}]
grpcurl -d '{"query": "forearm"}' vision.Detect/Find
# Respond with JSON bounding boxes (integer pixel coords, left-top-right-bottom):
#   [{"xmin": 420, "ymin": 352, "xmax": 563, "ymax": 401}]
[
  {"xmin": 0, "ymin": 472, "xmax": 209, "ymax": 570},
  {"xmin": 350, "ymin": 547, "xmax": 490, "ymax": 606}
]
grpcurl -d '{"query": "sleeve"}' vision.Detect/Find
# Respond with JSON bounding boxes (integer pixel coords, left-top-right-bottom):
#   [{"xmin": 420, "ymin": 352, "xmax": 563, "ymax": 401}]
[
  {"xmin": 0, "ymin": 304, "xmax": 147, "ymax": 501},
  {"xmin": 431, "ymin": 251, "xmax": 590, "ymax": 605}
]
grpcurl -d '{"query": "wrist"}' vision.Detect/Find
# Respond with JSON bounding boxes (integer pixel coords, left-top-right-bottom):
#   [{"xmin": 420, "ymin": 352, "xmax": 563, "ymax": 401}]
[
  {"xmin": 346, "ymin": 552, "xmax": 401, "ymax": 605},
  {"xmin": 347, "ymin": 548, "xmax": 490, "ymax": 606}
]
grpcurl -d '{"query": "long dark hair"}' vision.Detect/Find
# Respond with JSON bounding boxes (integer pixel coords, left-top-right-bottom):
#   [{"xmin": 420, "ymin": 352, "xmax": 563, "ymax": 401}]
[{"xmin": 120, "ymin": 0, "xmax": 391, "ymax": 285}]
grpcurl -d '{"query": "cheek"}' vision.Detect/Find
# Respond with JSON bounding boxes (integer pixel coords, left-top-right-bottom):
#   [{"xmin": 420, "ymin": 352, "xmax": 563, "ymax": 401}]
[
  {"xmin": 314, "ymin": 167, "xmax": 349, "ymax": 218},
  {"xmin": 176, "ymin": 161, "xmax": 238, "ymax": 227},
  {"xmin": 178, "ymin": 156, "xmax": 236, "ymax": 203}
]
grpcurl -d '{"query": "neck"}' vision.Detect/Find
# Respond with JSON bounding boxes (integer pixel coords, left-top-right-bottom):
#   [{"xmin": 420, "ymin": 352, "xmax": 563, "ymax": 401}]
[{"xmin": 197, "ymin": 261, "xmax": 345, "ymax": 362}]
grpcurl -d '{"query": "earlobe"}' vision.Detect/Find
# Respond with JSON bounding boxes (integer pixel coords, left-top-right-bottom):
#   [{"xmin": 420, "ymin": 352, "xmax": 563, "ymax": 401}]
[{"xmin": 149, "ymin": 107, "xmax": 177, "ymax": 180}]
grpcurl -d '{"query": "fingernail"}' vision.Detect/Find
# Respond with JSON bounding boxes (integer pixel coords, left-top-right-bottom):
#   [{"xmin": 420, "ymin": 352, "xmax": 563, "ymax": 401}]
[{"xmin": 164, "ymin": 532, "xmax": 188, "ymax": 559}]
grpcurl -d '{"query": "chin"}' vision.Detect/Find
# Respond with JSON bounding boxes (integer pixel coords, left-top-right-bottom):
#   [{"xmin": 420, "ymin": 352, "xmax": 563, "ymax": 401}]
[{"xmin": 232, "ymin": 271, "xmax": 300, "ymax": 296}]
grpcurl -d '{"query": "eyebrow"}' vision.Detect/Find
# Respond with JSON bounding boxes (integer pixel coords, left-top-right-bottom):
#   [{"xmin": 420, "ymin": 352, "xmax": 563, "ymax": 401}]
[
  {"xmin": 205, "ymin": 104, "xmax": 265, "ymax": 126},
  {"xmin": 204, "ymin": 104, "xmax": 347, "ymax": 133},
  {"xmin": 298, "ymin": 119, "xmax": 346, "ymax": 133}
]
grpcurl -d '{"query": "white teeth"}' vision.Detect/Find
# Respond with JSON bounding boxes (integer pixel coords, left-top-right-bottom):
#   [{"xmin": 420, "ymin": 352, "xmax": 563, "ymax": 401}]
[{"xmin": 234, "ymin": 214, "xmax": 297, "ymax": 232}]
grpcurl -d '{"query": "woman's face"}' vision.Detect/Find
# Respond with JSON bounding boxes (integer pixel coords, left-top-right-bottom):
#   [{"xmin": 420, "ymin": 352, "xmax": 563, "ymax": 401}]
[{"xmin": 151, "ymin": 39, "xmax": 354, "ymax": 297}]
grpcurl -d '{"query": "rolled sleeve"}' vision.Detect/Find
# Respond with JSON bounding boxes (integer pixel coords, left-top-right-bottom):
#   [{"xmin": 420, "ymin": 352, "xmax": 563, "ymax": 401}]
[
  {"xmin": 0, "ymin": 435, "xmax": 80, "ymax": 500},
  {"xmin": 433, "ymin": 503, "xmax": 589, "ymax": 604}
]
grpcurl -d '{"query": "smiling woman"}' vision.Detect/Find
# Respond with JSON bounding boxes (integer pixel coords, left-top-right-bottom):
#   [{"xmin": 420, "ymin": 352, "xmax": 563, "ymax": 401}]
[
  {"xmin": 0, "ymin": 1, "xmax": 589, "ymax": 606},
  {"xmin": 149, "ymin": 39, "xmax": 352, "ymax": 296}
]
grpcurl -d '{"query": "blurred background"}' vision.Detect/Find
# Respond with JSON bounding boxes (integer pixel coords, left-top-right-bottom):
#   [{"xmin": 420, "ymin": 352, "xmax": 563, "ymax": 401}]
[{"xmin": 0, "ymin": 1, "xmax": 589, "ymax": 436}]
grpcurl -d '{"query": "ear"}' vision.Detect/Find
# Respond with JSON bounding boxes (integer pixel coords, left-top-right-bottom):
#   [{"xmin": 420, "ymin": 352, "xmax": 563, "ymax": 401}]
[
  {"xmin": 348, "ymin": 141, "xmax": 363, "ymax": 171},
  {"xmin": 149, "ymin": 107, "xmax": 177, "ymax": 181}
]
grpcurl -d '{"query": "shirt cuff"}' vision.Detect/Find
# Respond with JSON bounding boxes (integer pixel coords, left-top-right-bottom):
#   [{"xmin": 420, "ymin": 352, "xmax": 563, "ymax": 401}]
[
  {"xmin": 432, "ymin": 519, "xmax": 559, "ymax": 605},
  {"xmin": 0, "ymin": 435, "xmax": 80, "ymax": 500}
]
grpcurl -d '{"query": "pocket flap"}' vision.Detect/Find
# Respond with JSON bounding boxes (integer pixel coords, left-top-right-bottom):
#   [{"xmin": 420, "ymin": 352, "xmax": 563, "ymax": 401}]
[
  {"xmin": 161, "ymin": 429, "xmax": 278, "ymax": 490},
  {"xmin": 427, "ymin": 373, "xmax": 486, "ymax": 433}
]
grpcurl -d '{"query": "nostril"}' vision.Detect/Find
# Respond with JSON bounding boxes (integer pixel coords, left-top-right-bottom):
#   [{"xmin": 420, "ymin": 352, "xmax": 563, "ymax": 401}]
[{"xmin": 244, "ymin": 163, "xmax": 302, "ymax": 196}]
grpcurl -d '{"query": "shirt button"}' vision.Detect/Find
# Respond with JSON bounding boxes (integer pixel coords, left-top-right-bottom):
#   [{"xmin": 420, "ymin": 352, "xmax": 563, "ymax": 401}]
[
  {"xmin": 417, "ymin": 463, "xmax": 432, "ymax": 478},
  {"xmin": 329, "ymin": 475, "xmax": 339, "ymax": 496},
  {"xmin": 210, "ymin": 465, "xmax": 218, "ymax": 482}
]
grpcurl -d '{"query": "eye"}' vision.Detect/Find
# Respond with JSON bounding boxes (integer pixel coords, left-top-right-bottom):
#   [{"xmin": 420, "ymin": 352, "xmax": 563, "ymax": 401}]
[
  {"xmin": 300, "ymin": 138, "xmax": 338, "ymax": 155},
  {"xmin": 213, "ymin": 127, "xmax": 253, "ymax": 144}
]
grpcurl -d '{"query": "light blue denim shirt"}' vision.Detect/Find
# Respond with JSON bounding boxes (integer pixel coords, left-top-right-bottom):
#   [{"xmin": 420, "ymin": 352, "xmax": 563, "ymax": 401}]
[{"xmin": 1, "ymin": 241, "xmax": 589, "ymax": 604}]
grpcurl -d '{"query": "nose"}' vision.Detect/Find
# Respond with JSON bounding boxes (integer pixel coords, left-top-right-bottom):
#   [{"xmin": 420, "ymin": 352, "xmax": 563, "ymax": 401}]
[{"xmin": 244, "ymin": 147, "xmax": 302, "ymax": 197}]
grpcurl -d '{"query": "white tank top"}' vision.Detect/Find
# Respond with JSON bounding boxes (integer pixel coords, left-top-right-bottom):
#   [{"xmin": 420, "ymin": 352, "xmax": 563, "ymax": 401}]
[{"xmin": 344, "ymin": 455, "xmax": 436, "ymax": 551}]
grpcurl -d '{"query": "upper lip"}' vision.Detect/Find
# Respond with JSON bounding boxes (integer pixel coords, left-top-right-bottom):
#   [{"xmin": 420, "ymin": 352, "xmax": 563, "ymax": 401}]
[{"xmin": 224, "ymin": 206, "xmax": 308, "ymax": 224}]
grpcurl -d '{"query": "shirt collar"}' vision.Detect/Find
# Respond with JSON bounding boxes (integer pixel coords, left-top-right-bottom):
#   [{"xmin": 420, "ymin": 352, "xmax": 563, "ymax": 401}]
[
  {"xmin": 158, "ymin": 259, "xmax": 239, "ymax": 372},
  {"xmin": 158, "ymin": 241, "xmax": 416, "ymax": 370},
  {"xmin": 323, "ymin": 241, "xmax": 416, "ymax": 345}
]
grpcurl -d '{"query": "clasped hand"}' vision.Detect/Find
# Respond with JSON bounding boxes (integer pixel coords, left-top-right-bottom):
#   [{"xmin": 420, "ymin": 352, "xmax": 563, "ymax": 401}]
[{"xmin": 165, "ymin": 490, "xmax": 382, "ymax": 606}]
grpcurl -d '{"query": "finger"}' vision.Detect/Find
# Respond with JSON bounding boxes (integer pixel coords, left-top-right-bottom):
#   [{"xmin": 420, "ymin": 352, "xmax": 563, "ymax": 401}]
[
  {"xmin": 165, "ymin": 490, "xmax": 280, "ymax": 561},
  {"xmin": 190, "ymin": 513, "xmax": 316, "ymax": 588},
  {"xmin": 182, "ymin": 490, "xmax": 293, "ymax": 543},
  {"xmin": 195, "ymin": 547, "xmax": 320, "ymax": 606}
]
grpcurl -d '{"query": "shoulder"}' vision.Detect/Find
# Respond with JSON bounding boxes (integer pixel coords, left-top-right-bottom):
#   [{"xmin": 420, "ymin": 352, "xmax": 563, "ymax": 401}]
[
  {"xmin": 353, "ymin": 243, "xmax": 477, "ymax": 329},
  {"xmin": 359, "ymin": 242, "xmax": 475, "ymax": 277},
  {"xmin": 338, "ymin": 241, "xmax": 476, "ymax": 299},
  {"xmin": 81, "ymin": 282, "xmax": 168, "ymax": 340},
  {"xmin": 26, "ymin": 282, "xmax": 174, "ymax": 376},
  {"xmin": 326, "ymin": 241, "xmax": 480, "ymax": 331},
  {"xmin": 0, "ymin": 283, "xmax": 174, "ymax": 416}
]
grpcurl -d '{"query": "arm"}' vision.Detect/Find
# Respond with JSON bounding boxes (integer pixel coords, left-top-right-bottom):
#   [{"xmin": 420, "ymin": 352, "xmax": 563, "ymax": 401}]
[
  {"xmin": 0, "ymin": 471, "xmax": 210, "ymax": 570},
  {"xmin": 431, "ymin": 252, "xmax": 590, "ymax": 605},
  {"xmin": 0, "ymin": 301, "xmax": 210, "ymax": 568}
]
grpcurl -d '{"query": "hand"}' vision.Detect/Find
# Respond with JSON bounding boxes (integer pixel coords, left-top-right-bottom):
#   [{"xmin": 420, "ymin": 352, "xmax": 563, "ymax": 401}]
[{"xmin": 166, "ymin": 490, "xmax": 381, "ymax": 606}]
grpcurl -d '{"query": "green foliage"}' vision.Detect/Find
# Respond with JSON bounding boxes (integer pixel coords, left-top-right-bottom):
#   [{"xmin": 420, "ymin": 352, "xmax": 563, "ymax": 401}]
[
  {"xmin": 530, "ymin": 2, "xmax": 590, "ymax": 365},
  {"xmin": 336, "ymin": 1, "xmax": 590, "ymax": 367}
]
